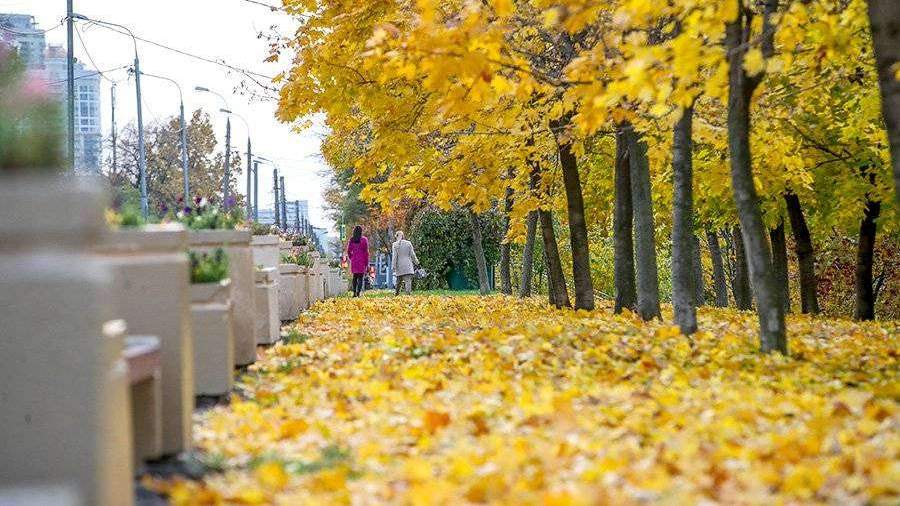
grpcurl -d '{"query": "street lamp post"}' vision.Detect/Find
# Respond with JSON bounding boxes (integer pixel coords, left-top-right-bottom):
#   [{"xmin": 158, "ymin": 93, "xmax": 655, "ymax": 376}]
[
  {"xmin": 141, "ymin": 71, "xmax": 190, "ymax": 203},
  {"xmin": 195, "ymin": 87, "xmax": 231, "ymax": 208},
  {"xmin": 73, "ymin": 14, "xmax": 148, "ymax": 217},
  {"xmin": 219, "ymin": 109, "xmax": 251, "ymax": 220}
]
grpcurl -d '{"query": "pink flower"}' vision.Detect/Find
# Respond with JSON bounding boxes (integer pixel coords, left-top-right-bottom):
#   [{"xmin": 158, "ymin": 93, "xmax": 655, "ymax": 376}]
[{"xmin": 20, "ymin": 72, "xmax": 52, "ymax": 102}]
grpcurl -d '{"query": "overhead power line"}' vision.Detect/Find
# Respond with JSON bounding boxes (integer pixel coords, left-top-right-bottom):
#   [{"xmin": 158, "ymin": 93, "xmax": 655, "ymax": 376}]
[
  {"xmin": 237, "ymin": 0, "xmax": 286, "ymax": 12},
  {"xmin": 46, "ymin": 65, "xmax": 129, "ymax": 85},
  {"xmin": 74, "ymin": 23, "xmax": 118, "ymax": 84},
  {"xmin": 0, "ymin": 19, "xmax": 65, "ymax": 35}
]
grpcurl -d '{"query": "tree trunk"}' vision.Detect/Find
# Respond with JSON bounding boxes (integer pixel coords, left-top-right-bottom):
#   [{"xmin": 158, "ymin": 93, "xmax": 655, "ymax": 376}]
[
  {"xmin": 866, "ymin": 0, "xmax": 900, "ymax": 207},
  {"xmin": 725, "ymin": 3, "xmax": 787, "ymax": 353},
  {"xmin": 623, "ymin": 123, "xmax": 661, "ymax": 320},
  {"xmin": 770, "ymin": 219, "xmax": 790, "ymax": 313},
  {"xmin": 670, "ymin": 107, "xmax": 697, "ymax": 334},
  {"xmin": 539, "ymin": 210, "xmax": 571, "ymax": 308},
  {"xmin": 731, "ymin": 225, "xmax": 753, "ymax": 311},
  {"xmin": 855, "ymin": 198, "xmax": 881, "ymax": 320},
  {"xmin": 551, "ymin": 117, "xmax": 595, "ymax": 310},
  {"xmin": 692, "ymin": 234, "xmax": 705, "ymax": 306},
  {"xmin": 707, "ymin": 230, "xmax": 729, "ymax": 307},
  {"xmin": 499, "ymin": 187, "xmax": 513, "ymax": 295},
  {"xmin": 468, "ymin": 209, "xmax": 491, "ymax": 295},
  {"xmin": 784, "ymin": 192, "xmax": 820, "ymax": 314},
  {"xmin": 519, "ymin": 211, "xmax": 538, "ymax": 298},
  {"xmin": 614, "ymin": 126, "xmax": 637, "ymax": 314}
]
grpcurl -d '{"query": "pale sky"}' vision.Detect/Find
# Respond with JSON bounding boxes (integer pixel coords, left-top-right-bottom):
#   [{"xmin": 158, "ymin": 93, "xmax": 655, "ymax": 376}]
[{"xmin": 3, "ymin": 0, "xmax": 333, "ymax": 232}]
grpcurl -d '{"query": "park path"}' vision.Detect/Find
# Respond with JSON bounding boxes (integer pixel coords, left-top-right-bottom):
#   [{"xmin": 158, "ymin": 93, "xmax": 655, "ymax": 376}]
[{"xmin": 151, "ymin": 295, "xmax": 898, "ymax": 505}]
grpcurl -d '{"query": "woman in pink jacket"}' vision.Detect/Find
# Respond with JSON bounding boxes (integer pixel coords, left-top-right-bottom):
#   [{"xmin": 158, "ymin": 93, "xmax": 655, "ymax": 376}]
[{"xmin": 346, "ymin": 225, "xmax": 369, "ymax": 297}]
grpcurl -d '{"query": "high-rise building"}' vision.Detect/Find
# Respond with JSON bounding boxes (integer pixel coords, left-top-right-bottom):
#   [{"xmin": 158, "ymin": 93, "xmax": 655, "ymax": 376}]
[
  {"xmin": 44, "ymin": 45, "xmax": 102, "ymax": 174},
  {"xmin": 0, "ymin": 14, "xmax": 45, "ymax": 69},
  {"xmin": 258, "ymin": 200, "xmax": 311, "ymax": 230}
]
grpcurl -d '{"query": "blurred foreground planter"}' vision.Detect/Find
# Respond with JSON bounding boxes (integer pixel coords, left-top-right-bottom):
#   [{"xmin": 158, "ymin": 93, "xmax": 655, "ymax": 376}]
[
  {"xmin": 190, "ymin": 279, "xmax": 234, "ymax": 396},
  {"xmin": 0, "ymin": 176, "xmax": 133, "ymax": 506},
  {"xmin": 94, "ymin": 223, "xmax": 192, "ymax": 456},
  {"xmin": 255, "ymin": 267, "xmax": 280, "ymax": 344},
  {"xmin": 190, "ymin": 230, "xmax": 256, "ymax": 366},
  {"xmin": 123, "ymin": 335, "xmax": 162, "ymax": 469},
  {"xmin": 278, "ymin": 264, "xmax": 307, "ymax": 321}
]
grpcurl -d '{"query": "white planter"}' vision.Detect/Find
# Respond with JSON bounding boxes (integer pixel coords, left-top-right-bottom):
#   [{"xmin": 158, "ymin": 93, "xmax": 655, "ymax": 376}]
[
  {"xmin": 190, "ymin": 279, "xmax": 235, "ymax": 396},
  {"xmin": 94, "ymin": 224, "xmax": 192, "ymax": 456},
  {"xmin": 123, "ymin": 335, "xmax": 162, "ymax": 468},
  {"xmin": 0, "ymin": 176, "xmax": 133, "ymax": 506},
  {"xmin": 254, "ymin": 268, "xmax": 280, "ymax": 344},
  {"xmin": 278, "ymin": 264, "xmax": 302, "ymax": 321},
  {"xmin": 251, "ymin": 234, "xmax": 281, "ymax": 270},
  {"xmin": 307, "ymin": 263, "xmax": 326, "ymax": 304},
  {"xmin": 189, "ymin": 230, "xmax": 257, "ymax": 366}
]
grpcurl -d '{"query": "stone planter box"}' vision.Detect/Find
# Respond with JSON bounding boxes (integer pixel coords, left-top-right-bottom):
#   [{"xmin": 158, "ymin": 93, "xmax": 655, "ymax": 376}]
[
  {"xmin": 254, "ymin": 268, "xmax": 280, "ymax": 344},
  {"xmin": 307, "ymin": 263, "xmax": 326, "ymax": 304},
  {"xmin": 251, "ymin": 234, "xmax": 281, "ymax": 270},
  {"xmin": 0, "ymin": 176, "xmax": 133, "ymax": 506},
  {"xmin": 124, "ymin": 335, "xmax": 162, "ymax": 468},
  {"xmin": 278, "ymin": 264, "xmax": 306, "ymax": 321},
  {"xmin": 191, "ymin": 279, "xmax": 235, "ymax": 396},
  {"xmin": 94, "ymin": 223, "xmax": 192, "ymax": 456},
  {"xmin": 190, "ymin": 230, "xmax": 257, "ymax": 366}
]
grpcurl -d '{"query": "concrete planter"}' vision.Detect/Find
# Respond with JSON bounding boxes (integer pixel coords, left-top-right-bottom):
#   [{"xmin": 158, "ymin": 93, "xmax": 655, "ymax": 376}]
[
  {"xmin": 254, "ymin": 268, "xmax": 280, "ymax": 344},
  {"xmin": 278, "ymin": 264, "xmax": 302, "ymax": 321},
  {"xmin": 123, "ymin": 336, "xmax": 162, "ymax": 468},
  {"xmin": 190, "ymin": 279, "xmax": 235, "ymax": 396},
  {"xmin": 251, "ymin": 234, "xmax": 281, "ymax": 270},
  {"xmin": 0, "ymin": 176, "xmax": 133, "ymax": 506},
  {"xmin": 94, "ymin": 224, "xmax": 192, "ymax": 456},
  {"xmin": 189, "ymin": 230, "xmax": 256, "ymax": 366},
  {"xmin": 307, "ymin": 263, "xmax": 326, "ymax": 304}
]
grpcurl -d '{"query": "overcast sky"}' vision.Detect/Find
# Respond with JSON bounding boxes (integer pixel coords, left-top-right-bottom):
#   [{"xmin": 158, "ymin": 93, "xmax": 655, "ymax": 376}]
[{"xmin": 2, "ymin": 0, "xmax": 333, "ymax": 232}]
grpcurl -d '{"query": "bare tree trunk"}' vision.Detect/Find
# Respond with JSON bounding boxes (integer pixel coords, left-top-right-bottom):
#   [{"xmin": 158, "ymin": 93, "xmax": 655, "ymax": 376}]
[
  {"xmin": 866, "ymin": 0, "xmax": 900, "ymax": 207},
  {"xmin": 670, "ymin": 107, "xmax": 697, "ymax": 334},
  {"xmin": 731, "ymin": 225, "xmax": 753, "ymax": 310},
  {"xmin": 540, "ymin": 210, "xmax": 571, "ymax": 308},
  {"xmin": 551, "ymin": 117, "xmax": 595, "ymax": 310},
  {"xmin": 784, "ymin": 192, "xmax": 819, "ymax": 314},
  {"xmin": 499, "ymin": 187, "xmax": 513, "ymax": 295},
  {"xmin": 692, "ymin": 234, "xmax": 706, "ymax": 306},
  {"xmin": 707, "ymin": 230, "xmax": 729, "ymax": 307},
  {"xmin": 770, "ymin": 220, "xmax": 790, "ymax": 313},
  {"xmin": 725, "ymin": 1, "xmax": 787, "ymax": 353},
  {"xmin": 623, "ymin": 123, "xmax": 661, "ymax": 320},
  {"xmin": 855, "ymin": 198, "xmax": 881, "ymax": 320},
  {"xmin": 468, "ymin": 209, "xmax": 491, "ymax": 295},
  {"xmin": 519, "ymin": 211, "xmax": 538, "ymax": 298},
  {"xmin": 614, "ymin": 126, "xmax": 637, "ymax": 314}
]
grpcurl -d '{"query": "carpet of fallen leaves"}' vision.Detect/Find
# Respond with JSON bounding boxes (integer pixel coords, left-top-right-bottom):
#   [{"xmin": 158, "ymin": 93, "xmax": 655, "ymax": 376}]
[{"xmin": 155, "ymin": 295, "xmax": 899, "ymax": 505}]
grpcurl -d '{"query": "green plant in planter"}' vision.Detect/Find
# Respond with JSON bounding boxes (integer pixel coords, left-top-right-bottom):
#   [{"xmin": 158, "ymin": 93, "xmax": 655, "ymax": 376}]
[
  {"xmin": 250, "ymin": 222, "xmax": 276, "ymax": 236},
  {"xmin": 281, "ymin": 250, "xmax": 313, "ymax": 267},
  {"xmin": 0, "ymin": 46, "xmax": 64, "ymax": 172},
  {"xmin": 189, "ymin": 248, "xmax": 229, "ymax": 284},
  {"xmin": 175, "ymin": 196, "xmax": 244, "ymax": 230}
]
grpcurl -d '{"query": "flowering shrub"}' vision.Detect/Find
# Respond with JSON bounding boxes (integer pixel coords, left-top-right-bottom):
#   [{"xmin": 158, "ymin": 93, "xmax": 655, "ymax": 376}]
[
  {"xmin": 0, "ymin": 44, "xmax": 64, "ymax": 172},
  {"xmin": 189, "ymin": 248, "xmax": 229, "ymax": 284},
  {"xmin": 281, "ymin": 250, "xmax": 312, "ymax": 267},
  {"xmin": 176, "ymin": 196, "xmax": 244, "ymax": 230}
]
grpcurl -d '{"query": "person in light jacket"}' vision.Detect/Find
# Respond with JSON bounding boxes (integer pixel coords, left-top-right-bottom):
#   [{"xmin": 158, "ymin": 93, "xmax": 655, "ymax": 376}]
[
  {"xmin": 346, "ymin": 225, "xmax": 369, "ymax": 297},
  {"xmin": 391, "ymin": 230, "xmax": 419, "ymax": 295}
]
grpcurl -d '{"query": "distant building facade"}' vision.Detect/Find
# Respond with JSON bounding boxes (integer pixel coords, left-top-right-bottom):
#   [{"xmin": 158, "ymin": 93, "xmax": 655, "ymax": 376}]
[
  {"xmin": 1, "ymin": 14, "xmax": 102, "ymax": 174},
  {"xmin": 258, "ymin": 200, "xmax": 310, "ymax": 231}
]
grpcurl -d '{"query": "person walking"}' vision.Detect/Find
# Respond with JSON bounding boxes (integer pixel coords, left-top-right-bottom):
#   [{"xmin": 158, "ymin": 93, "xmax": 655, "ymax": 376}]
[
  {"xmin": 346, "ymin": 225, "xmax": 369, "ymax": 297},
  {"xmin": 391, "ymin": 231, "xmax": 419, "ymax": 295}
]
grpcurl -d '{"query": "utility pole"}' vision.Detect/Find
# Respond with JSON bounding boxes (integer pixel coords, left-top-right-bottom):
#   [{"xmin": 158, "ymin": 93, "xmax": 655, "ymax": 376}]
[
  {"xmin": 134, "ymin": 59, "xmax": 148, "ymax": 218},
  {"xmin": 253, "ymin": 160, "xmax": 260, "ymax": 221},
  {"xmin": 273, "ymin": 168, "xmax": 280, "ymax": 227},
  {"xmin": 66, "ymin": 0, "xmax": 75, "ymax": 172},
  {"xmin": 223, "ymin": 117, "xmax": 231, "ymax": 208},
  {"xmin": 279, "ymin": 176, "xmax": 287, "ymax": 232},
  {"xmin": 246, "ymin": 138, "xmax": 252, "ymax": 219},
  {"xmin": 294, "ymin": 200, "xmax": 300, "ymax": 231},
  {"xmin": 110, "ymin": 84, "xmax": 117, "ymax": 174},
  {"xmin": 180, "ymin": 100, "xmax": 189, "ymax": 202}
]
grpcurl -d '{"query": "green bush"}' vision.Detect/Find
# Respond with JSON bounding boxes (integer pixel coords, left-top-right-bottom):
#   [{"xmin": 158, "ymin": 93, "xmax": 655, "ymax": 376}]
[
  {"xmin": 190, "ymin": 248, "xmax": 229, "ymax": 284},
  {"xmin": 282, "ymin": 250, "xmax": 313, "ymax": 267}
]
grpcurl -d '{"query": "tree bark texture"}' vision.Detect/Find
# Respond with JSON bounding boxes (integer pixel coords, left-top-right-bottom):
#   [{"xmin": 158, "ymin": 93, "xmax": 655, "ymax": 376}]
[
  {"xmin": 855, "ymin": 198, "xmax": 881, "ymax": 320},
  {"xmin": 499, "ymin": 186, "xmax": 513, "ymax": 295},
  {"xmin": 614, "ymin": 126, "xmax": 637, "ymax": 314},
  {"xmin": 692, "ymin": 234, "xmax": 706, "ymax": 306},
  {"xmin": 468, "ymin": 210, "xmax": 491, "ymax": 295},
  {"xmin": 540, "ymin": 210, "xmax": 571, "ymax": 308},
  {"xmin": 624, "ymin": 123, "xmax": 662, "ymax": 321},
  {"xmin": 707, "ymin": 230, "xmax": 730, "ymax": 307},
  {"xmin": 519, "ymin": 211, "xmax": 538, "ymax": 298},
  {"xmin": 866, "ymin": 0, "xmax": 900, "ymax": 207},
  {"xmin": 552, "ymin": 118, "xmax": 595, "ymax": 310},
  {"xmin": 770, "ymin": 220, "xmax": 790, "ymax": 313},
  {"xmin": 726, "ymin": 2, "xmax": 787, "ymax": 353},
  {"xmin": 731, "ymin": 225, "xmax": 753, "ymax": 311},
  {"xmin": 670, "ymin": 108, "xmax": 697, "ymax": 334},
  {"xmin": 784, "ymin": 192, "xmax": 820, "ymax": 314}
]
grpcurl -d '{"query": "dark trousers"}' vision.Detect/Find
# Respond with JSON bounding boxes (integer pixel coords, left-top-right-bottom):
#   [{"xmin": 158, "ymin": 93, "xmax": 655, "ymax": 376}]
[{"xmin": 352, "ymin": 273, "xmax": 365, "ymax": 297}]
